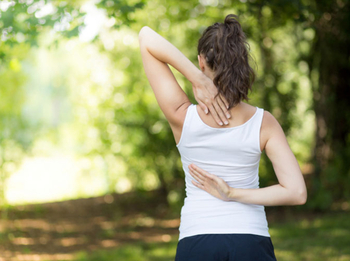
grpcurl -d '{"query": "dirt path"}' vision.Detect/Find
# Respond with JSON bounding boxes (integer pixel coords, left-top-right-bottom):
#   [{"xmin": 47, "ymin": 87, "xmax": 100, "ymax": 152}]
[{"xmin": 0, "ymin": 190, "xmax": 179, "ymax": 261}]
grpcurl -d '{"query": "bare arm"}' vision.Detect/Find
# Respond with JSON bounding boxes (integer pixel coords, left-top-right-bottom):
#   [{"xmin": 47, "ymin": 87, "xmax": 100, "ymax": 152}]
[
  {"xmin": 139, "ymin": 26, "xmax": 230, "ymax": 128},
  {"xmin": 189, "ymin": 111, "xmax": 307, "ymax": 206}
]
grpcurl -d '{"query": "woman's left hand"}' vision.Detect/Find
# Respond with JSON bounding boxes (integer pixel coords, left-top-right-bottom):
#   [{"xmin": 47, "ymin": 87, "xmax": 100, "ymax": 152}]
[
  {"xmin": 192, "ymin": 73, "xmax": 231, "ymax": 126},
  {"xmin": 188, "ymin": 164, "xmax": 233, "ymax": 201}
]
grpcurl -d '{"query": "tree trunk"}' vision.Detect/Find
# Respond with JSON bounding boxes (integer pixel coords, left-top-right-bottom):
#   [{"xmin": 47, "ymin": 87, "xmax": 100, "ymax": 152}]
[{"xmin": 310, "ymin": 1, "xmax": 350, "ymax": 205}]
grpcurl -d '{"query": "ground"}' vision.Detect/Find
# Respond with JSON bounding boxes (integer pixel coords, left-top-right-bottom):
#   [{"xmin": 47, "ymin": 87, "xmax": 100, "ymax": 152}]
[
  {"xmin": 0, "ymin": 190, "xmax": 349, "ymax": 261},
  {"xmin": 0, "ymin": 190, "xmax": 178, "ymax": 260}
]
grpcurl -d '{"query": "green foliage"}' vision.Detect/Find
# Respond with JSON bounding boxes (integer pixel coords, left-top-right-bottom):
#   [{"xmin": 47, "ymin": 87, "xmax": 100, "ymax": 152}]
[
  {"xmin": 0, "ymin": 0, "xmax": 84, "ymax": 46},
  {"xmin": 0, "ymin": 42, "xmax": 34, "ymax": 212},
  {"xmin": 97, "ymin": 0, "xmax": 145, "ymax": 26},
  {"xmin": 0, "ymin": 0, "xmax": 349, "ymax": 210},
  {"xmin": 0, "ymin": 0, "xmax": 148, "ymax": 207}
]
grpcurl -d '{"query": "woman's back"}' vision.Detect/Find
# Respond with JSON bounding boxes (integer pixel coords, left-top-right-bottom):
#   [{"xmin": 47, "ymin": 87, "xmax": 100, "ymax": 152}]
[{"xmin": 176, "ymin": 103, "xmax": 269, "ymax": 240}]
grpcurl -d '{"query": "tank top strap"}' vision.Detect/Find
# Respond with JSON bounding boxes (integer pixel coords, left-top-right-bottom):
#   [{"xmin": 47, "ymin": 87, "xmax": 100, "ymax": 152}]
[
  {"xmin": 176, "ymin": 104, "xmax": 196, "ymax": 147},
  {"xmin": 252, "ymin": 107, "xmax": 264, "ymax": 129},
  {"xmin": 249, "ymin": 107, "xmax": 264, "ymax": 152}
]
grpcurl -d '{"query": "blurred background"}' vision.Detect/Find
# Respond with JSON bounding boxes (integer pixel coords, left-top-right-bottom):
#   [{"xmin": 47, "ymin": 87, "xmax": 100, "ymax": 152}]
[{"xmin": 0, "ymin": 0, "xmax": 349, "ymax": 260}]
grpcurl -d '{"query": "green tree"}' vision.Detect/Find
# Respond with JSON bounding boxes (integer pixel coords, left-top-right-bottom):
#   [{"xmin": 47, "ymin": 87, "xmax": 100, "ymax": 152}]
[
  {"xmin": 0, "ymin": 0, "xmax": 145, "ymax": 211},
  {"xmin": 306, "ymin": 0, "xmax": 350, "ymax": 209}
]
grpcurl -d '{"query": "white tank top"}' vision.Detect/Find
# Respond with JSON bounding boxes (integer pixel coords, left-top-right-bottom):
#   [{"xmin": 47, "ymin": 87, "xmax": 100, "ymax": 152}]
[{"xmin": 176, "ymin": 104, "xmax": 270, "ymax": 241}]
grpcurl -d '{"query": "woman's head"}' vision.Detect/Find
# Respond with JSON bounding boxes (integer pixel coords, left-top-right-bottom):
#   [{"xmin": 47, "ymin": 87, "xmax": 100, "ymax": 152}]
[{"xmin": 197, "ymin": 14, "xmax": 255, "ymax": 109}]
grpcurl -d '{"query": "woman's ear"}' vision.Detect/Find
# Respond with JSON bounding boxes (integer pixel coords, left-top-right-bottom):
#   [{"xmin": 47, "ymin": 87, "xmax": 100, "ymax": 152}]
[{"xmin": 198, "ymin": 55, "xmax": 205, "ymax": 72}]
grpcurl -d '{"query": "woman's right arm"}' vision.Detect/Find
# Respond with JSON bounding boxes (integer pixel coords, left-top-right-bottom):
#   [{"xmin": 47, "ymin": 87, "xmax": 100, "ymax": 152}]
[{"xmin": 228, "ymin": 111, "xmax": 307, "ymax": 205}]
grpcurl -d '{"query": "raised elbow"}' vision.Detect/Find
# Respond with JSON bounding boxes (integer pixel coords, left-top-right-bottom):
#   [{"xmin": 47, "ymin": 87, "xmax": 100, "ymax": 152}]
[{"xmin": 139, "ymin": 26, "xmax": 151, "ymax": 45}]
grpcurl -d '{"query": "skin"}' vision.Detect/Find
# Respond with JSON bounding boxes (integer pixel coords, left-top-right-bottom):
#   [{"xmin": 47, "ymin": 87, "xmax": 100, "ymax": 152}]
[{"xmin": 139, "ymin": 26, "xmax": 307, "ymax": 207}]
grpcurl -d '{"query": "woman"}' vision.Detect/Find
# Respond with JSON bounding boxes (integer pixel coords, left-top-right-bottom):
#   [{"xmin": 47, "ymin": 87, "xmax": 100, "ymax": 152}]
[{"xmin": 139, "ymin": 14, "xmax": 307, "ymax": 261}]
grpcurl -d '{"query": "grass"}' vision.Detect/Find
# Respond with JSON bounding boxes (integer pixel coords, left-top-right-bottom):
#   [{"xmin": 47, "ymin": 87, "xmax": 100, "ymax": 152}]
[
  {"xmin": 270, "ymin": 211, "xmax": 350, "ymax": 261},
  {"xmin": 73, "ymin": 240, "xmax": 178, "ymax": 261},
  {"xmin": 71, "ymin": 211, "xmax": 350, "ymax": 261}
]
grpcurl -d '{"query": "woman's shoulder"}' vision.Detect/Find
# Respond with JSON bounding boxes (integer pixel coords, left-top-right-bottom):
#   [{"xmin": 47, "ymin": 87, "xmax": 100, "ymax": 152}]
[
  {"xmin": 261, "ymin": 110, "xmax": 281, "ymax": 129},
  {"xmin": 170, "ymin": 102, "xmax": 193, "ymax": 146},
  {"xmin": 260, "ymin": 109, "xmax": 284, "ymax": 151},
  {"xmin": 175, "ymin": 102, "xmax": 193, "ymax": 122}
]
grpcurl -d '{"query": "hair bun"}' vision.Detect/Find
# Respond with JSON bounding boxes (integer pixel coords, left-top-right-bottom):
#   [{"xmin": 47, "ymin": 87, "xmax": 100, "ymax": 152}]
[
  {"xmin": 224, "ymin": 14, "xmax": 239, "ymax": 25},
  {"xmin": 224, "ymin": 14, "xmax": 242, "ymax": 37}
]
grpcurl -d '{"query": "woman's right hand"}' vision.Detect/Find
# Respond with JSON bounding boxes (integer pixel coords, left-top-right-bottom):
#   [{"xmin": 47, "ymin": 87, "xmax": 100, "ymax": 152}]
[
  {"xmin": 189, "ymin": 163, "xmax": 233, "ymax": 201},
  {"xmin": 192, "ymin": 73, "xmax": 231, "ymax": 126}
]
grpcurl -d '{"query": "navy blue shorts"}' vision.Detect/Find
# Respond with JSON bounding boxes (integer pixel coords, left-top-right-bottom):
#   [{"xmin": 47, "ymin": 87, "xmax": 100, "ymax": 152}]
[{"xmin": 175, "ymin": 234, "xmax": 277, "ymax": 261}]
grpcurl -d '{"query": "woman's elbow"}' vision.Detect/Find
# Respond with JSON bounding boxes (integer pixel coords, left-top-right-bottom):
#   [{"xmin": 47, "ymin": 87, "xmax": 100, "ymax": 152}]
[
  {"xmin": 293, "ymin": 188, "xmax": 307, "ymax": 205},
  {"xmin": 139, "ymin": 26, "xmax": 151, "ymax": 45}
]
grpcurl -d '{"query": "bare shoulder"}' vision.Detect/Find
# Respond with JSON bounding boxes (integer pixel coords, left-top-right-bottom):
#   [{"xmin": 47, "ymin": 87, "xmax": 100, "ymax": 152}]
[
  {"xmin": 260, "ymin": 110, "xmax": 285, "ymax": 151},
  {"xmin": 172, "ymin": 101, "xmax": 192, "ymax": 126},
  {"xmin": 170, "ymin": 101, "xmax": 192, "ymax": 145},
  {"xmin": 261, "ymin": 111, "xmax": 281, "ymax": 130}
]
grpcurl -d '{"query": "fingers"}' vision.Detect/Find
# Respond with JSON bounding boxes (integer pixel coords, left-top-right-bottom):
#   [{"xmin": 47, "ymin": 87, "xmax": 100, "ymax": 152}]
[
  {"xmin": 198, "ymin": 101, "xmax": 209, "ymax": 114},
  {"xmin": 189, "ymin": 164, "xmax": 215, "ymax": 181},
  {"xmin": 189, "ymin": 165, "xmax": 209, "ymax": 191},
  {"xmin": 192, "ymin": 180, "xmax": 205, "ymax": 189},
  {"xmin": 206, "ymin": 97, "xmax": 230, "ymax": 126},
  {"xmin": 213, "ymin": 102, "xmax": 229, "ymax": 125},
  {"xmin": 208, "ymin": 103, "xmax": 224, "ymax": 126},
  {"xmin": 217, "ymin": 95, "xmax": 231, "ymax": 119},
  {"xmin": 189, "ymin": 165, "xmax": 206, "ymax": 184},
  {"xmin": 219, "ymin": 94, "xmax": 229, "ymax": 111},
  {"xmin": 189, "ymin": 163, "xmax": 208, "ymax": 175}
]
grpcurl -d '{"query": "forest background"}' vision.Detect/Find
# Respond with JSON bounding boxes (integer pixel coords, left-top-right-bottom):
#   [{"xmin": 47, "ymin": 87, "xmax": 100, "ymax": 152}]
[{"xmin": 0, "ymin": 0, "xmax": 349, "ymax": 260}]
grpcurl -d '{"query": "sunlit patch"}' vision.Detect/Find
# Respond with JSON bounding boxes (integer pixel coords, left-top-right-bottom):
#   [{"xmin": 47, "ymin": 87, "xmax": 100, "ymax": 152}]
[
  {"xmin": 135, "ymin": 216, "xmax": 155, "ymax": 227},
  {"xmin": 10, "ymin": 218, "xmax": 51, "ymax": 231},
  {"xmin": 35, "ymin": 3, "xmax": 56, "ymax": 18},
  {"xmin": 100, "ymin": 221, "xmax": 115, "ymax": 230},
  {"xmin": 115, "ymin": 177, "xmax": 132, "ymax": 193},
  {"xmin": 143, "ymin": 234, "xmax": 175, "ymax": 243},
  {"xmin": 5, "ymin": 156, "xmax": 79, "ymax": 205},
  {"xmin": 14, "ymin": 253, "xmax": 74, "ymax": 261},
  {"xmin": 161, "ymin": 234, "xmax": 171, "ymax": 242},
  {"xmin": 123, "ymin": 34, "xmax": 135, "ymax": 46},
  {"xmin": 59, "ymin": 237, "xmax": 86, "ymax": 247},
  {"xmin": 158, "ymin": 219, "xmax": 180, "ymax": 228},
  {"xmin": 0, "ymin": 0, "xmax": 15, "ymax": 12},
  {"xmin": 199, "ymin": 0, "xmax": 218, "ymax": 7},
  {"xmin": 12, "ymin": 237, "xmax": 35, "ymax": 245},
  {"xmin": 100, "ymin": 239, "xmax": 119, "ymax": 248},
  {"xmin": 79, "ymin": 2, "xmax": 106, "ymax": 42}
]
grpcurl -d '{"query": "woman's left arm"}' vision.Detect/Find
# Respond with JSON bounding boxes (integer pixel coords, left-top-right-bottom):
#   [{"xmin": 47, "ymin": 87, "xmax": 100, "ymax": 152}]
[{"xmin": 139, "ymin": 26, "xmax": 230, "ymax": 136}]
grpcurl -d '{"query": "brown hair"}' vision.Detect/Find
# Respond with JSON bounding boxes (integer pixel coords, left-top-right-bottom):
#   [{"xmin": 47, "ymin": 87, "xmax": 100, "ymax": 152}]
[{"xmin": 197, "ymin": 14, "xmax": 255, "ymax": 109}]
